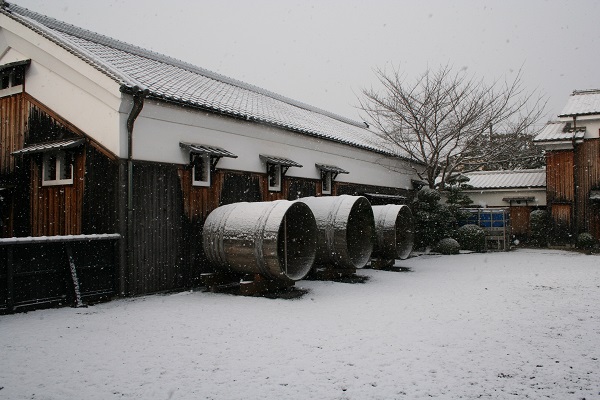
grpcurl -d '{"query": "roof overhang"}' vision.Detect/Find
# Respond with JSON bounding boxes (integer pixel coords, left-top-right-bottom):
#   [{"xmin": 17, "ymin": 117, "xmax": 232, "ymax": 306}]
[
  {"xmin": 0, "ymin": 59, "xmax": 31, "ymax": 72},
  {"xmin": 533, "ymin": 138, "xmax": 584, "ymax": 151},
  {"xmin": 179, "ymin": 142, "xmax": 237, "ymax": 158},
  {"xmin": 259, "ymin": 155, "xmax": 302, "ymax": 168},
  {"xmin": 11, "ymin": 138, "xmax": 85, "ymax": 155},
  {"xmin": 558, "ymin": 112, "xmax": 600, "ymax": 118},
  {"xmin": 315, "ymin": 163, "xmax": 349, "ymax": 175},
  {"xmin": 502, "ymin": 196, "xmax": 536, "ymax": 203}
]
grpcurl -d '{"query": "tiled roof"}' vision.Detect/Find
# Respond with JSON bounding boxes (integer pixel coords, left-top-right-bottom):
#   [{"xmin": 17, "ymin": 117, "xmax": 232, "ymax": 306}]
[
  {"xmin": 533, "ymin": 121, "xmax": 585, "ymax": 143},
  {"xmin": 559, "ymin": 89, "xmax": 600, "ymax": 117},
  {"xmin": 461, "ymin": 169, "xmax": 546, "ymax": 189},
  {"xmin": 1, "ymin": 3, "xmax": 405, "ymax": 159}
]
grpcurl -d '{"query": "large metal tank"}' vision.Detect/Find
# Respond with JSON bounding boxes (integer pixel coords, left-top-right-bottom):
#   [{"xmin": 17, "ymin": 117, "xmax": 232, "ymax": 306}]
[
  {"xmin": 371, "ymin": 204, "xmax": 414, "ymax": 260},
  {"xmin": 203, "ymin": 200, "xmax": 317, "ymax": 281},
  {"xmin": 298, "ymin": 195, "xmax": 374, "ymax": 269}
]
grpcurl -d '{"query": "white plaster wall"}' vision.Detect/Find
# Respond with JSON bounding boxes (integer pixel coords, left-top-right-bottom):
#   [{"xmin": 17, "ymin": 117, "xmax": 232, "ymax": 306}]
[
  {"xmin": 581, "ymin": 119, "xmax": 600, "ymax": 139},
  {"xmin": 132, "ymin": 100, "xmax": 419, "ymax": 190},
  {"xmin": 0, "ymin": 46, "xmax": 26, "ymax": 64},
  {"xmin": 0, "ymin": 18, "xmax": 124, "ymax": 156},
  {"xmin": 559, "ymin": 114, "xmax": 600, "ymax": 139},
  {"xmin": 464, "ymin": 189, "xmax": 546, "ymax": 208}
]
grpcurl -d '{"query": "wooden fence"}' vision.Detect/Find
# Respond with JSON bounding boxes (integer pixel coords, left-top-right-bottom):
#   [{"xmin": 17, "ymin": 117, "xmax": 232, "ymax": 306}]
[{"xmin": 0, "ymin": 234, "xmax": 119, "ymax": 313}]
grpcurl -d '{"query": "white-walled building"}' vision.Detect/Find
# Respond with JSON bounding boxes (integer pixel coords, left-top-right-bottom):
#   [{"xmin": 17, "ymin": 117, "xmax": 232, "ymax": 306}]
[{"xmin": 0, "ymin": 2, "xmax": 422, "ymax": 295}]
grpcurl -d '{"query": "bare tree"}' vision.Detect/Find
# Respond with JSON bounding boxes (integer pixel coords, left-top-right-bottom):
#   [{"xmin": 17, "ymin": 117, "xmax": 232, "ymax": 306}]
[
  {"xmin": 358, "ymin": 65, "xmax": 546, "ymax": 188},
  {"xmin": 462, "ymin": 130, "xmax": 545, "ymax": 171}
]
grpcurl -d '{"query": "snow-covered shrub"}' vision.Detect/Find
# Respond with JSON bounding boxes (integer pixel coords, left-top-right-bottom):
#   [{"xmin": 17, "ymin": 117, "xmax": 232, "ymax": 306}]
[
  {"xmin": 435, "ymin": 237, "xmax": 460, "ymax": 255},
  {"xmin": 529, "ymin": 210, "xmax": 550, "ymax": 247},
  {"xmin": 576, "ymin": 232, "xmax": 596, "ymax": 250},
  {"xmin": 456, "ymin": 224, "xmax": 486, "ymax": 252}
]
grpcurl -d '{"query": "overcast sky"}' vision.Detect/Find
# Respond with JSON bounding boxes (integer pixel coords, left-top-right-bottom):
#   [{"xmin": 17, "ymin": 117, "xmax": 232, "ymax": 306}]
[{"xmin": 14, "ymin": 0, "xmax": 600, "ymax": 128}]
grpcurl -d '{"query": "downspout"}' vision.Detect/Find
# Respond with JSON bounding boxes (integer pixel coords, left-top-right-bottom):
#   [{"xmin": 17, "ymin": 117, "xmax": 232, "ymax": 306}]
[
  {"xmin": 571, "ymin": 115, "xmax": 578, "ymax": 241},
  {"xmin": 118, "ymin": 85, "xmax": 149, "ymax": 295}
]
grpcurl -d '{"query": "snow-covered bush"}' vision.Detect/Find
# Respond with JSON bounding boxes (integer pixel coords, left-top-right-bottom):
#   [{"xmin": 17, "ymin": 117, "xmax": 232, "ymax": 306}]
[
  {"xmin": 435, "ymin": 237, "xmax": 460, "ymax": 255},
  {"xmin": 456, "ymin": 224, "xmax": 486, "ymax": 252},
  {"xmin": 576, "ymin": 232, "xmax": 596, "ymax": 250},
  {"xmin": 529, "ymin": 210, "xmax": 550, "ymax": 247}
]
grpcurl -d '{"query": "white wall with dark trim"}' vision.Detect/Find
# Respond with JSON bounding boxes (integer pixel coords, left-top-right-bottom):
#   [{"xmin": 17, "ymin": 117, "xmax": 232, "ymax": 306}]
[{"xmin": 132, "ymin": 100, "xmax": 419, "ymax": 190}]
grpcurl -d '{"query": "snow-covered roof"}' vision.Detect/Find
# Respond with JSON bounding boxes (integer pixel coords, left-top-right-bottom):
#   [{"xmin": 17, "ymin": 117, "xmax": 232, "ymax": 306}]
[
  {"xmin": 11, "ymin": 138, "xmax": 84, "ymax": 155},
  {"xmin": 533, "ymin": 121, "xmax": 585, "ymax": 143},
  {"xmin": 259, "ymin": 155, "xmax": 303, "ymax": 168},
  {"xmin": 461, "ymin": 169, "xmax": 546, "ymax": 190},
  {"xmin": 558, "ymin": 89, "xmax": 600, "ymax": 117},
  {"xmin": 0, "ymin": 3, "xmax": 405, "ymax": 158}
]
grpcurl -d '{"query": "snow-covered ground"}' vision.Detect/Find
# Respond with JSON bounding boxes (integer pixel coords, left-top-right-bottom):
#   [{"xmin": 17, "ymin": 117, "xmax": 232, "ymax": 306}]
[{"xmin": 1, "ymin": 249, "xmax": 599, "ymax": 399}]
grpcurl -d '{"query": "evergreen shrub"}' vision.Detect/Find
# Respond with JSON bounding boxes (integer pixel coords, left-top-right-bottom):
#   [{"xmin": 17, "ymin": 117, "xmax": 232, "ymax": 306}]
[
  {"xmin": 576, "ymin": 232, "xmax": 596, "ymax": 250},
  {"xmin": 456, "ymin": 224, "xmax": 486, "ymax": 252},
  {"xmin": 435, "ymin": 237, "xmax": 460, "ymax": 255},
  {"xmin": 529, "ymin": 210, "xmax": 550, "ymax": 247}
]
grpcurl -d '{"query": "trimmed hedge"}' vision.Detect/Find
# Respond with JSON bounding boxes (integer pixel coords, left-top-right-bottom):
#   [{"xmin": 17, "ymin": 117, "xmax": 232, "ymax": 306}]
[
  {"xmin": 435, "ymin": 238, "xmax": 460, "ymax": 255},
  {"xmin": 456, "ymin": 224, "xmax": 486, "ymax": 252},
  {"xmin": 576, "ymin": 232, "xmax": 596, "ymax": 250}
]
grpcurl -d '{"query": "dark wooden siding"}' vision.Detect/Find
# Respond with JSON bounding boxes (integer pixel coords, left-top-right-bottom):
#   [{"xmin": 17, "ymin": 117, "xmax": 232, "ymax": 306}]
[
  {"xmin": 575, "ymin": 139, "xmax": 600, "ymax": 235},
  {"xmin": 545, "ymin": 141, "xmax": 600, "ymax": 239},
  {"xmin": 510, "ymin": 206, "xmax": 533, "ymax": 237},
  {"xmin": 0, "ymin": 237, "xmax": 118, "ymax": 313},
  {"xmin": 82, "ymin": 146, "xmax": 118, "ymax": 234},
  {"xmin": 30, "ymin": 149, "xmax": 85, "ymax": 236},
  {"xmin": 0, "ymin": 93, "xmax": 26, "ymax": 175},
  {"xmin": 178, "ymin": 168, "xmax": 223, "ymax": 224},
  {"xmin": 287, "ymin": 178, "xmax": 317, "ymax": 200},
  {"xmin": 546, "ymin": 150, "xmax": 574, "ymax": 204},
  {"xmin": 129, "ymin": 162, "xmax": 189, "ymax": 295},
  {"xmin": 221, "ymin": 171, "xmax": 263, "ymax": 205},
  {"xmin": 551, "ymin": 204, "xmax": 572, "ymax": 226}
]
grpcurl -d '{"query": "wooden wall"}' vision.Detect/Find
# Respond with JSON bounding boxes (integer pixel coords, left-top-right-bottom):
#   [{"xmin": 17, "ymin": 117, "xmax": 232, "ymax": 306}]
[
  {"xmin": 575, "ymin": 139, "xmax": 600, "ymax": 235},
  {"xmin": 129, "ymin": 162, "xmax": 189, "ymax": 295},
  {"xmin": 0, "ymin": 94, "xmax": 26, "ymax": 175},
  {"xmin": 546, "ymin": 150, "xmax": 574, "ymax": 204},
  {"xmin": 82, "ymin": 146, "xmax": 118, "ymax": 234},
  {"xmin": 545, "ymin": 141, "xmax": 600, "ymax": 239},
  {"xmin": 1, "ymin": 93, "xmax": 118, "ymax": 238},
  {"xmin": 30, "ymin": 150, "xmax": 85, "ymax": 236},
  {"xmin": 510, "ymin": 206, "xmax": 533, "ymax": 237}
]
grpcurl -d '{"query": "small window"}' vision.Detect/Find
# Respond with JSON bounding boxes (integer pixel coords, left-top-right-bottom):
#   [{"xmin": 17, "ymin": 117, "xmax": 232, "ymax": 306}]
[
  {"xmin": 268, "ymin": 164, "xmax": 282, "ymax": 192},
  {"xmin": 192, "ymin": 154, "xmax": 211, "ymax": 187},
  {"xmin": 0, "ymin": 70, "xmax": 23, "ymax": 90},
  {"xmin": 42, "ymin": 151, "xmax": 74, "ymax": 186},
  {"xmin": 1, "ymin": 74, "xmax": 9, "ymax": 89},
  {"xmin": 0, "ymin": 61, "xmax": 30, "ymax": 97},
  {"xmin": 321, "ymin": 171, "xmax": 332, "ymax": 195}
]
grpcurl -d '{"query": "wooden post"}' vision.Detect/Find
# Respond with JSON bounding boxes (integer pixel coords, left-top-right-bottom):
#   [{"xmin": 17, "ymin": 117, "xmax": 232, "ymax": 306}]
[
  {"xmin": 6, "ymin": 246, "xmax": 14, "ymax": 312},
  {"xmin": 66, "ymin": 245, "xmax": 85, "ymax": 308}
]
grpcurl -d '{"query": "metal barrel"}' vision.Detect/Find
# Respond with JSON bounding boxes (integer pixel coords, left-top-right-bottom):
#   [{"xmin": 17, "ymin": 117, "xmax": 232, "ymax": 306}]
[
  {"xmin": 371, "ymin": 204, "xmax": 414, "ymax": 260},
  {"xmin": 202, "ymin": 200, "xmax": 317, "ymax": 281},
  {"xmin": 298, "ymin": 195, "xmax": 374, "ymax": 269}
]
